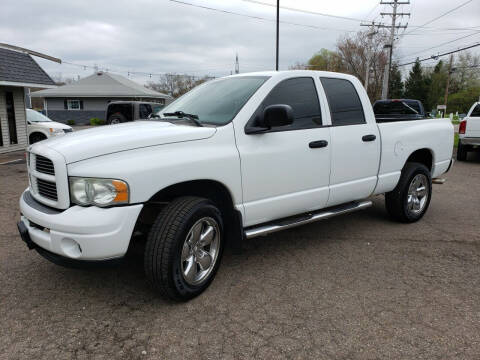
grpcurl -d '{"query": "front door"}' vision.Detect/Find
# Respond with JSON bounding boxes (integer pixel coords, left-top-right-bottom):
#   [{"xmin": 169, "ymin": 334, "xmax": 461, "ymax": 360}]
[{"xmin": 235, "ymin": 76, "xmax": 331, "ymax": 227}]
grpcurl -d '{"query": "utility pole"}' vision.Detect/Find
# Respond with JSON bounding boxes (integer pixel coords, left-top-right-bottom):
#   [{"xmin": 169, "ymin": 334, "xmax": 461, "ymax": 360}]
[
  {"xmin": 444, "ymin": 53, "xmax": 454, "ymax": 111},
  {"xmin": 276, "ymin": 0, "xmax": 279, "ymax": 71},
  {"xmin": 378, "ymin": 1, "xmax": 409, "ymax": 99},
  {"xmin": 235, "ymin": 53, "xmax": 240, "ymax": 74},
  {"xmin": 360, "ymin": 21, "xmax": 378, "ymax": 92}
]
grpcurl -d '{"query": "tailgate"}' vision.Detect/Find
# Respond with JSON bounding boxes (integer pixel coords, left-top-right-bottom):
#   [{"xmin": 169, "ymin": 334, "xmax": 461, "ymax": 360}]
[{"xmin": 466, "ymin": 116, "xmax": 480, "ymax": 138}]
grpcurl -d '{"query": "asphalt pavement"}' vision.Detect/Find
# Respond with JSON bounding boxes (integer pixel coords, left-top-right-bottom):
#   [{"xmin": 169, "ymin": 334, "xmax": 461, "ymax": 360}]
[{"xmin": 1, "ymin": 152, "xmax": 480, "ymax": 359}]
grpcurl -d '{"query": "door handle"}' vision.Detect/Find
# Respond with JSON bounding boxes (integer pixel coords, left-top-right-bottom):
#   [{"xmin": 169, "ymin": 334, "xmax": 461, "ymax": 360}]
[
  {"xmin": 362, "ymin": 134, "xmax": 376, "ymax": 142},
  {"xmin": 309, "ymin": 140, "xmax": 328, "ymax": 148}
]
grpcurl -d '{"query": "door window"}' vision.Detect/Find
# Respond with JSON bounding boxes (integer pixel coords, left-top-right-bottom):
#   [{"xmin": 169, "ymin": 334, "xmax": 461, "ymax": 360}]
[
  {"xmin": 256, "ymin": 77, "xmax": 322, "ymax": 130},
  {"xmin": 320, "ymin": 78, "xmax": 365, "ymax": 126}
]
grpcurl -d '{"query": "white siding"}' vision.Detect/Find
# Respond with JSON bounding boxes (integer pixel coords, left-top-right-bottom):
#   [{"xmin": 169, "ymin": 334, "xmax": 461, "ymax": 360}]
[{"xmin": 0, "ymin": 87, "xmax": 28, "ymax": 154}]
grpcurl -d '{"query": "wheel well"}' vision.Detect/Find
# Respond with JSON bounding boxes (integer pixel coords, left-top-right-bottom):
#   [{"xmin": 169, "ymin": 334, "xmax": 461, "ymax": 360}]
[
  {"xmin": 135, "ymin": 180, "xmax": 243, "ymax": 248},
  {"xmin": 29, "ymin": 132, "xmax": 47, "ymax": 143},
  {"xmin": 406, "ymin": 149, "xmax": 433, "ymax": 172}
]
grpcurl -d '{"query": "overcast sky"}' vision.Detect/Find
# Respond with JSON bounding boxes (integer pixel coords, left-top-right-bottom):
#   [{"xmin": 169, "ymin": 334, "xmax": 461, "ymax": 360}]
[{"xmin": 1, "ymin": 0, "xmax": 479, "ymax": 83}]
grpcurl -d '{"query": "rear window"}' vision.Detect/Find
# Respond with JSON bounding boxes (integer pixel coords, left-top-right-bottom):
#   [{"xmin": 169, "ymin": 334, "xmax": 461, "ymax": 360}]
[
  {"xmin": 373, "ymin": 101, "xmax": 421, "ymax": 115},
  {"xmin": 320, "ymin": 78, "xmax": 365, "ymax": 126},
  {"xmin": 470, "ymin": 104, "xmax": 480, "ymax": 117}
]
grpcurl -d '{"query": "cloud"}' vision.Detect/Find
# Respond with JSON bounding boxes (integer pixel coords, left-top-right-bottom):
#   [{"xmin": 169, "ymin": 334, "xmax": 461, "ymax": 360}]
[{"xmin": 1, "ymin": 0, "xmax": 479, "ymax": 83}]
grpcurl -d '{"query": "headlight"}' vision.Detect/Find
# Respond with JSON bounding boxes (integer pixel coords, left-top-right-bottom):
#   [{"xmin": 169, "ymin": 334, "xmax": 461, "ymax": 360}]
[
  {"xmin": 69, "ymin": 177, "xmax": 129, "ymax": 207},
  {"xmin": 49, "ymin": 128, "xmax": 64, "ymax": 136}
]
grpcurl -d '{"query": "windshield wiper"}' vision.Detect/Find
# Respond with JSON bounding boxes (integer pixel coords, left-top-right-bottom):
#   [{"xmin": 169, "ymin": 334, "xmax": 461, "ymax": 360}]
[{"xmin": 162, "ymin": 111, "xmax": 203, "ymax": 127}]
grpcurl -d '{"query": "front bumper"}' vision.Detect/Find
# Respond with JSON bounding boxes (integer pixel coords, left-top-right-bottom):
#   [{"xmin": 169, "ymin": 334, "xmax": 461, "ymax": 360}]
[{"xmin": 19, "ymin": 190, "xmax": 143, "ymax": 261}]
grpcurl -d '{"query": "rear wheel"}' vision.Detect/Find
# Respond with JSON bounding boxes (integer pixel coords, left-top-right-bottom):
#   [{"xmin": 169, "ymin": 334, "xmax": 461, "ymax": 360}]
[
  {"xmin": 144, "ymin": 197, "xmax": 224, "ymax": 301},
  {"xmin": 385, "ymin": 162, "xmax": 432, "ymax": 223},
  {"xmin": 107, "ymin": 113, "xmax": 126, "ymax": 125},
  {"xmin": 457, "ymin": 140, "xmax": 467, "ymax": 161}
]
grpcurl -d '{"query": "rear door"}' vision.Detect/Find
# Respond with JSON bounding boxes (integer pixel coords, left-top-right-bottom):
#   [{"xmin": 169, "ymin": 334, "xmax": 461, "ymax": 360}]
[
  {"xmin": 466, "ymin": 103, "xmax": 480, "ymax": 138},
  {"xmin": 320, "ymin": 77, "xmax": 380, "ymax": 207}
]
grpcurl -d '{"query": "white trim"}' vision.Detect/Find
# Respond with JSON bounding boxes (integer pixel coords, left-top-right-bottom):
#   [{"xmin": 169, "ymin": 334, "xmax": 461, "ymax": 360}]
[{"xmin": 0, "ymin": 81, "xmax": 57, "ymax": 89}]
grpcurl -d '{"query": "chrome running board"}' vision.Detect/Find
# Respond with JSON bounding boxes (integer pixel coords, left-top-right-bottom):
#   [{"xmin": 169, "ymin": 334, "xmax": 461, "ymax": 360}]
[{"xmin": 244, "ymin": 200, "xmax": 373, "ymax": 239}]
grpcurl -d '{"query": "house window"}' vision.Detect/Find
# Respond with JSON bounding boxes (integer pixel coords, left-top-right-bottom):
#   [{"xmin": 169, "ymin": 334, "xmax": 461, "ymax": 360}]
[
  {"xmin": 5, "ymin": 91, "xmax": 18, "ymax": 144},
  {"xmin": 67, "ymin": 100, "xmax": 81, "ymax": 110}
]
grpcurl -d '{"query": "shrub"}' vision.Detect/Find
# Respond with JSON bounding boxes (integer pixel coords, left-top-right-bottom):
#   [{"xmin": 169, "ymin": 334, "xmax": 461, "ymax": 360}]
[
  {"xmin": 67, "ymin": 119, "xmax": 75, "ymax": 125},
  {"xmin": 89, "ymin": 117, "xmax": 106, "ymax": 126}
]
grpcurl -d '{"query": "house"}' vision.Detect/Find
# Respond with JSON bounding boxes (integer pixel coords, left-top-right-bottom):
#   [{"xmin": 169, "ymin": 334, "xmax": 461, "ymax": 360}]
[
  {"xmin": 31, "ymin": 71, "xmax": 172, "ymax": 124},
  {"xmin": 0, "ymin": 46, "xmax": 57, "ymax": 154}
]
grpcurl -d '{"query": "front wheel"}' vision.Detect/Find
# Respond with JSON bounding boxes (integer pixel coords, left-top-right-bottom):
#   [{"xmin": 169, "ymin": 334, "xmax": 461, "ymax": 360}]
[
  {"xmin": 144, "ymin": 197, "xmax": 224, "ymax": 301},
  {"xmin": 385, "ymin": 162, "xmax": 432, "ymax": 223}
]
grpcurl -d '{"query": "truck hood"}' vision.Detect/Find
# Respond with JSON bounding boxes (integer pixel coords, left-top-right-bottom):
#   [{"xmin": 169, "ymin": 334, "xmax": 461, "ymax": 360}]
[{"xmin": 34, "ymin": 121, "xmax": 216, "ymax": 163}]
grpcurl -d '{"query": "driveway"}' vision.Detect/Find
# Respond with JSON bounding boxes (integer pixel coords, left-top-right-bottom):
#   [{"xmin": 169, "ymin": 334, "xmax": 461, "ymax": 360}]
[{"xmin": 1, "ymin": 154, "xmax": 480, "ymax": 359}]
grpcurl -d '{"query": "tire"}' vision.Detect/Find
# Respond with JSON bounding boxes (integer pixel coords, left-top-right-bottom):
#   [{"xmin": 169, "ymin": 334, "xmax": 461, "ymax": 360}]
[
  {"xmin": 144, "ymin": 196, "xmax": 224, "ymax": 301},
  {"xmin": 107, "ymin": 113, "xmax": 126, "ymax": 125},
  {"xmin": 385, "ymin": 162, "xmax": 432, "ymax": 223},
  {"xmin": 29, "ymin": 132, "xmax": 47, "ymax": 144},
  {"xmin": 457, "ymin": 140, "xmax": 467, "ymax": 161}
]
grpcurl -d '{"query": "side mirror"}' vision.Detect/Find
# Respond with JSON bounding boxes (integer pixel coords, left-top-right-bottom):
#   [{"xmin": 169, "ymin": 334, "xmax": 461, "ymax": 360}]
[
  {"xmin": 263, "ymin": 104, "xmax": 294, "ymax": 128},
  {"xmin": 245, "ymin": 104, "xmax": 294, "ymax": 134}
]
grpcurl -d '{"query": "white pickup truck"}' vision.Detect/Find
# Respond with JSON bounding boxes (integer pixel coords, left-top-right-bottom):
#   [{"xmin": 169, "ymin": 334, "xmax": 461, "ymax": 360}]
[
  {"xmin": 457, "ymin": 102, "xmax": 480, "ymax": 161},
  {"xmin": 18, "ymin": 71, "xmax": 454, "ymax": 301}
]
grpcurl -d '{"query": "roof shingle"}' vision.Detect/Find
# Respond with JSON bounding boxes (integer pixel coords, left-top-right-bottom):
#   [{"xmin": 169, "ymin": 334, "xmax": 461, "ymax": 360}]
[
  {"xmin": 31, "ymin": 71, "xmax": 171, "ymax": 99},
  {"xmin": 0, "ymin": 47, "xmax": 56, "ymax": 86}
]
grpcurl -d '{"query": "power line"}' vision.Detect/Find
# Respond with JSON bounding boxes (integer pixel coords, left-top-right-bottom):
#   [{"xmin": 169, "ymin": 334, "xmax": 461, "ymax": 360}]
[
  {"xmin": 401, "ymin": 0, "xmax": 474, "ymax": 36},
  {"xmin": 378, "ymin": 0, "xmax": 410, "ymax": 99},
  {"xmin": 398, "ymin": 30, "xmax": 480, "ymax": 61},
  {"xmin": 398, "ymin": 42, "xmax": 480, "ymax": 66},
  {"xmin": 167, "ymin": 0, "xmax": 356, "ymax": 32},
  {"xmin": 241, "ymin": 0, "xmax": 366, "ymax": 22}
]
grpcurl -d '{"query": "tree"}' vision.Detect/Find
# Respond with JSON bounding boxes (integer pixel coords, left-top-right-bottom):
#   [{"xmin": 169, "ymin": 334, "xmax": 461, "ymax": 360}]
[
  {"xmin": 447, "ymin": 86, "xmax": 480, "ymax": 113},
  {"xmin": 307, "ymin": 49, "xmax": 344, "ymax": 72},
  {"xmin": 335, "ymin": 30, "xmax": 388, "ymax": 102},
  {"xmin": 389, "ymin": 62, "xmax": 404, "ymax": 99},
  {"xmin": 146, "ymin": 74, "xmax": 212, "ymax": 98},
  {"xmin": 404, "ymin": 59, "xmax": 429, "ymax": 106},
  {"xmin": 450, "ymin": 52, "xmax": 480, "ymax": 93},
  {"xmin": 424, "ymin": 60, "xmax": 447, "ymax": 111}
]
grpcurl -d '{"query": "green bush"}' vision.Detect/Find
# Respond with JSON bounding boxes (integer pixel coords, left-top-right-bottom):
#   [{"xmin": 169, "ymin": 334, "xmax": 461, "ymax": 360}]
[
  {"xmin": 89, "ymin": 117, "xmax": 106, "ymax": 126},
  {"xmin": 67, "ymin": 119, "xmax": 75, "ymax": 125}
]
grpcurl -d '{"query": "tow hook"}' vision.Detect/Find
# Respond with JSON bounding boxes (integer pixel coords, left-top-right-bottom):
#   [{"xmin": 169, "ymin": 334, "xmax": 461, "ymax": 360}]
[{"xmin": 432, "ymin": 178, "xmax": 446, "ymax": 184}]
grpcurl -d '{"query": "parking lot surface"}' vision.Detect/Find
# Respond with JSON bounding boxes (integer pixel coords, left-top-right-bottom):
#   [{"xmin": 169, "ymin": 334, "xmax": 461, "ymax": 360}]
[{"xmin": 1, "ymin": 153, "xmax": 480, "ymax": 359}]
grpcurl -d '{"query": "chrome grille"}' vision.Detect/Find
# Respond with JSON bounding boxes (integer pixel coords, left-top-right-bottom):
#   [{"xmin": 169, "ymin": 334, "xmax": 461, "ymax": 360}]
[
  {"xmin": 36, "ymin": 178, "xmax": 58, "ymax": 201},
  {"xmin": 35, "ymin": 155, "xmax": 55, "ymax": 175}
]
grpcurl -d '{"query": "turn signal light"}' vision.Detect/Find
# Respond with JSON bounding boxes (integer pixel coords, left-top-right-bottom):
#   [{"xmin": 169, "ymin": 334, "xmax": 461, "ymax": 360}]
[{"xmin": 459, "ymin": 120, "xmax": 467, "ymax": 134}]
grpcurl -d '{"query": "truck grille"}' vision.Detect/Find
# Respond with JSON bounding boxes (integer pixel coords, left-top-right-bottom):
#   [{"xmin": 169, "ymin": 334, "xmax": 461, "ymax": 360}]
[
  {"xmin": 35, "ymin": 155, "xmax": 55, "ymax": 175},
  {"xmin": 36, "ymin": 178, "xmax": 58, "ymax": 201}
]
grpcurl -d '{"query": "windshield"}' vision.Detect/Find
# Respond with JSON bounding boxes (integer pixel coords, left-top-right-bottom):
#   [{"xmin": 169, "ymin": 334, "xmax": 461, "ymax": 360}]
[
  {"xmin": 157, "ymin": 76, "xmax": 269, "ymax": 125},
  {"xmin": 27, "ymin": 109, "xmax": 52, "ymax": 122}
]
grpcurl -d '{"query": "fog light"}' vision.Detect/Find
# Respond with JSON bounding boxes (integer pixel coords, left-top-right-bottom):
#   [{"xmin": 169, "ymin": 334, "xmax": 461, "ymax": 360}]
[{"xmin": 61, "ymin": 238, "xmax": 82, "ymax": 258}]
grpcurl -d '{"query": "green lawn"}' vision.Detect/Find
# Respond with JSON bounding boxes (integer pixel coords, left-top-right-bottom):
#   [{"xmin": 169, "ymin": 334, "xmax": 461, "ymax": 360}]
[{"xmin": 454, "ymin": 133, "xmax": 459, "ymax": 148}]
